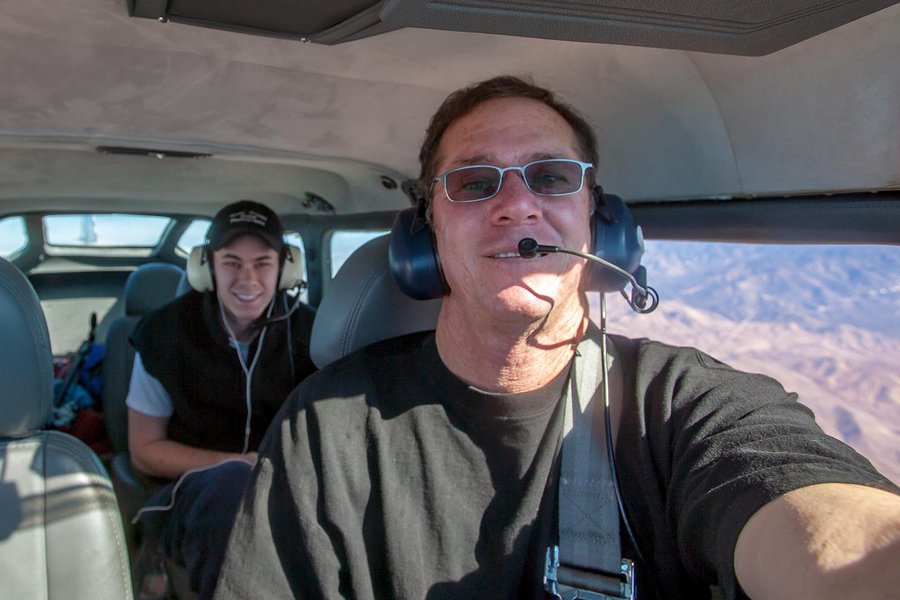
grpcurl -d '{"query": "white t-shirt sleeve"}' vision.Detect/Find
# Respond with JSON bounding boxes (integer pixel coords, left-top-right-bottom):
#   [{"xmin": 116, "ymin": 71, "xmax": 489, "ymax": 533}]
[{"xmin": 125, "ymin": 353, "xmax": 174, "ymax": 418}]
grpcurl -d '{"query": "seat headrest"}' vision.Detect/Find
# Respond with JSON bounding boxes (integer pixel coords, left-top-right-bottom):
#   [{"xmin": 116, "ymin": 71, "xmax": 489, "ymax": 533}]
[
  {"xmin": 175, "ymin": 270, "xmax": 193, "ymax": 297},
  {"xmin": 125, "ymin": 262, "xmax": 186, "ymax": 316},
  {"xmin": 0, "ymin": 258, "xmax": 53, "ymax": 437},
  {"xmin": 310, "ymin": 235, "xmax": 442, "ymax": 369}
]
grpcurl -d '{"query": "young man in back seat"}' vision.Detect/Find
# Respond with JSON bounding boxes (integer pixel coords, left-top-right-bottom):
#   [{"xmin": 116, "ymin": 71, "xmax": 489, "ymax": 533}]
[{"xmin": 126, "ymin": 200, "xmax": 317, "ymax": 599}]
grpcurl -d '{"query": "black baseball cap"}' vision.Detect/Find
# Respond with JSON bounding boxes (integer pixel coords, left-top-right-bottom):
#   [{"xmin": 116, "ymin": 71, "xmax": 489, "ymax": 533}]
[{"xmin": 207, "ymin": 200, "xmax": 284, "ymax": 252}]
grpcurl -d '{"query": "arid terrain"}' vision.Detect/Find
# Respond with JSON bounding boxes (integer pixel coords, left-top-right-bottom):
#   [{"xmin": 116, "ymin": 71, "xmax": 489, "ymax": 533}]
[{"xmin": 598, "ymin": 241, "xmax": 900, "ymax": 484}]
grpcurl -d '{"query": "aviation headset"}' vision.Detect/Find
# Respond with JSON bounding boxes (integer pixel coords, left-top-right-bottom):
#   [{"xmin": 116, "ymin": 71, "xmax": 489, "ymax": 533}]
[
  {"xmin": 185, "ymin": 200, "xmax": 305, "ymax": 293},
  {"xmin": 186, "ymin": 243, "xmax": 305, "ymax": 293},
  {"xmin": 388, "ymin": 185, "xmax": 645, "ymax": 300}
]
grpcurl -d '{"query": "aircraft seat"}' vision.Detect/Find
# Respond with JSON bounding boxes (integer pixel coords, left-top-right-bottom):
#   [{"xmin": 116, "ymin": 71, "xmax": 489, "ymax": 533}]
[
  {"xmin": 310, "ymin": 234, "xmax": 441, "ymax": 369},
  {"xmin": 101, "ymin": 262, "xmax": 185, "ymax": 549},
  {"xmin": 0, "ymin": 257, "xmax": 133, "ymax": 599}
]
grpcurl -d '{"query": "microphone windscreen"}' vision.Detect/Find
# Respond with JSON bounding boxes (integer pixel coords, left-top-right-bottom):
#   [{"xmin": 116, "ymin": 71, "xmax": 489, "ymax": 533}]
[{"xmin": 518, "ymin": 238, "xmax": 539, "ymax": 258}]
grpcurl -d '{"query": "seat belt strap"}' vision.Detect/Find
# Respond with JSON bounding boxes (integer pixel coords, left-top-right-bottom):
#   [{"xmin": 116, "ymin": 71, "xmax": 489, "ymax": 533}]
[{"xmin": 545, "ymin": 329, "xmax": 634, "ymax": 600}]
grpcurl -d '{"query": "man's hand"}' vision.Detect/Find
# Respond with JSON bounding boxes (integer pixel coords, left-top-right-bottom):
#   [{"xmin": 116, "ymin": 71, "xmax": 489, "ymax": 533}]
[{"xmin": 734, "ymin": 483, "xmax": 900, "ymax": 599}]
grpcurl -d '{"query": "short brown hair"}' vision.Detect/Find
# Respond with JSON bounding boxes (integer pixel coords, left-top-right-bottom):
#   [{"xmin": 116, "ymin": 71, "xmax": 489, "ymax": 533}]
[{"xmin": 417, "ymin": 75, "xmax": 598, "ymax": 209}]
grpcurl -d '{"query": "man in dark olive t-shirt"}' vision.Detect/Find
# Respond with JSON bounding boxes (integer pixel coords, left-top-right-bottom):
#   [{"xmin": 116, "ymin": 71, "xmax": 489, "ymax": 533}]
[{"xmin": 215, "ymin": 78, "xmax": 900, "ymax": 600}]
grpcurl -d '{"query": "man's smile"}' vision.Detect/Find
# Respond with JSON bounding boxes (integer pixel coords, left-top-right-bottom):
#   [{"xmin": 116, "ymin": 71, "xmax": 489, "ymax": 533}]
[{"xmin": 234, "ymin": 291, "xmax": 263, "ymax": 302}]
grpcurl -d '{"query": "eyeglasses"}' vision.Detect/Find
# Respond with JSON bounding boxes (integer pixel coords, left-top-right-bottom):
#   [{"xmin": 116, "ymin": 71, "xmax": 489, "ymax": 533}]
[{"xmin": 432, "ymin": 159, "xmax": 593, "ymax": 203}]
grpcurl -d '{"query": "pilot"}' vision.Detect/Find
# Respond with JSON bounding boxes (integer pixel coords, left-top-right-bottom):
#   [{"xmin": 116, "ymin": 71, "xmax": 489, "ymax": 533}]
[
  {"xmin": 126, "ymin": 200, "xmax": 317, "ymax": 599},
  {"xmin": 214, "ymin": 78, "xmax": 899, "ymax": 599}
]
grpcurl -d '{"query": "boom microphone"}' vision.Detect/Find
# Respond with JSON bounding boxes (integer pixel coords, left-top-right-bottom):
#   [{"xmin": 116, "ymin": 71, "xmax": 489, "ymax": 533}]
[
  {"xmin": 252, "ymin": 290, "xmax": 307, "ymax": 330},
  {"xmin": 517, "ymin": 238, "xmax": 659, "ymax": 313}
]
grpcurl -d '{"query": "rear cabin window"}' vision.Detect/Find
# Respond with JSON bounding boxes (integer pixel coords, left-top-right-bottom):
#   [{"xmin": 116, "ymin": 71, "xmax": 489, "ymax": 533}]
[
  {"xmin": 44, "ymin": 214, "xmax": 170, "ymax": 247},
  {"xmin": 0, "ymin": 216, "xmax": 27, "ymax": 259},
  {"xmin": 284, "ymin": 232, "xmax": 309, "ymax": 304},
  {"xmin": 176, "ymin": 219, "xmax": 212, "ymax": 254},
  {"xmin": 329, "ymin": 230, "xmax": 388, "ymax": 277}
]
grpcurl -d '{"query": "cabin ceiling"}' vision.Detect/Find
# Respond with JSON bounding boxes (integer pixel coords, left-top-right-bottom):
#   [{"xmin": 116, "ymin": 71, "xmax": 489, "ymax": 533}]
[{"xmin": 0, "ymin": 0, "xmax": 897, "ymax": 217}]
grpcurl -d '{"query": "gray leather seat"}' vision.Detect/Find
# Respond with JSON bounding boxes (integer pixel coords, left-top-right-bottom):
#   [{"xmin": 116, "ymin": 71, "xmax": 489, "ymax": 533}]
[
  {"xmin": 310, "ymin": 234, "xmax": 442, "ymax": 368},
  {"xmin": 101, "ymin": 262, "xmax": 185, "ymax": 548},
  {"xmin": 103, "ymin": 262, "xmax": 185, "ymax": 456},
  {"xmin": 0, "ymin": 257, "xmax": 133, "ymax": 599},
  {"xmin": 175, "ymin": 269, "xmax": 194, "ymax": 297}
]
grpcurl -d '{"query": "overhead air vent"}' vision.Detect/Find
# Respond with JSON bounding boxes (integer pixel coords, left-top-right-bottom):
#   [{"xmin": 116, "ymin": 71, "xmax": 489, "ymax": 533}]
[
  {"xmin": 378, "ymin": 0, "xmax": 900, "ymax": 55},
  {"xmin": 96, "ymin": 146, "xmax": 212, "ymax": 159},
  {"xmin": 125, "ymin": 0, "xmax": 390, "ymax": 43},
  {"xmin": 126, "ymin": 0, "xmax": 898, "ymax": 55}
]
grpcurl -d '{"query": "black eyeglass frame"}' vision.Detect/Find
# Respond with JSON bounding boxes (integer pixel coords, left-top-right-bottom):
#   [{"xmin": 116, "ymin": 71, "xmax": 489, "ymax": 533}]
[{"xmin": 431, "ymin": 158, "xmax": 594, "ymax": 203}]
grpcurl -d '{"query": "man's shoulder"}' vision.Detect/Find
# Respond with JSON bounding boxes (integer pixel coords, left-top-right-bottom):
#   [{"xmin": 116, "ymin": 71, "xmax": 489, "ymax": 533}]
[
  {"xmin": 137, "ymin": 290, "xmax": 203, "ymax": 327},
  {"xmin": 609, "ymin": 333, "xmax": 734, "ymax": 372},
  {"xmin": 609, "ymin": 333, "xmax": 791, "ymax": 413},
  {"xmin": 291, "ymin": 330, "xmax": 433, "ymax": 404},
  {"xmin": 286, "ymin": 296, "xmax": 317, "ymax": 331},
  {"xmin": 131, "ymin": 291, "xmax": 207, "ymax": 349}
]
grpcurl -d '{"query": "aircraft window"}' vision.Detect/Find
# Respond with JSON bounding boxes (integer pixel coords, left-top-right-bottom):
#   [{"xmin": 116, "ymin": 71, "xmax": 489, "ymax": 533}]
[
  {"xmin": 283, "ymin": 231, "xmax": 304, "ymax": 252},
  {"xmin": 329, "ymin": 230, "xmax": 389, "ymax": 277},
  {"xmin": 0, "ymin": 216, "xmax": 27, "ymax": 259},
  {"xmin": 600, "ymin": 240, "xmax": 899, "ymax": 484},
  {"xmin": 177, "ymin": 218, "xmax": 213, "ymax": 254},
  {"xmin": 44, "ymin": 214, "xmax": 171, "ymax": 247}
]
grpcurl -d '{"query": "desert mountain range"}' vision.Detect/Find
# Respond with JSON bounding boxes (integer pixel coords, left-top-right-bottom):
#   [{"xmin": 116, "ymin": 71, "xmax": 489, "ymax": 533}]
[{"xmin": 598, "ymin": 241, "xmax": 899, "ymax": 484}]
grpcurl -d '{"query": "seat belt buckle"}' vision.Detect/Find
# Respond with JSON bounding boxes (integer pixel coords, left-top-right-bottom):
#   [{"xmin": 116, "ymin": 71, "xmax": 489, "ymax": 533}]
[{"xmin": 544, "ymin": 546, "xmax": 635, "ymax": 600}]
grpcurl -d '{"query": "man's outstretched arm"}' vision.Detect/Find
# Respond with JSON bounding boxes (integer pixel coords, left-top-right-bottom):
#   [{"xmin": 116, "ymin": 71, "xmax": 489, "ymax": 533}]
[{"xmin": 734, "ymin": 482, "xmax": 900, "ymax": 599}]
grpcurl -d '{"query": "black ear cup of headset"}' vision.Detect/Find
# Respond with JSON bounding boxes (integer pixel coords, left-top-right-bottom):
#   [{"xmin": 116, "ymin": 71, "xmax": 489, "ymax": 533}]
[
  {"xmin": 589, "ymin": 189, "xmax": 645, "ymax": 292},
  {"xmin": 388, "ymin": 185, "xmax": 644, "ymax": 300},
  {"xmin": 186, "ymin": 244, "xmax": 305, "ymax": 293},
  {"xmin": 388, "ymin": 203, "xmax": 449, "ymax": 300}
]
